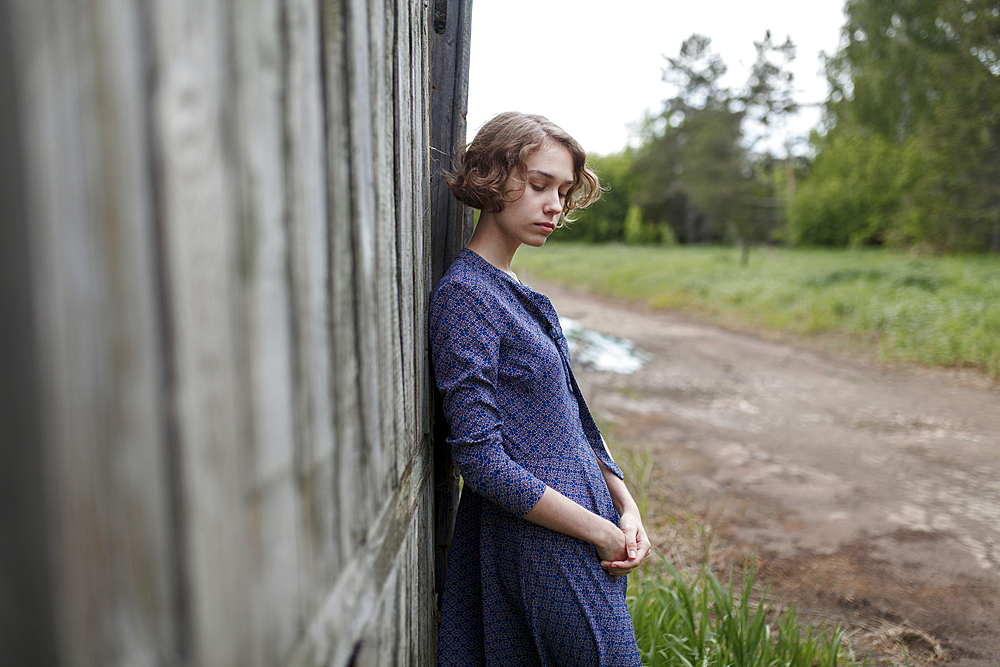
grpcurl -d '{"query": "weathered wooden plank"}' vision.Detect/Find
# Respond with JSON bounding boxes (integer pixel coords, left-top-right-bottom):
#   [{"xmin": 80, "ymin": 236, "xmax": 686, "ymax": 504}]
[
  {"xmin": 429, "ymin": 0, "xmax": 475, "ymax": 284},
  {"xmin": 371, "ymin": 0, "xmax": 409, "ymax": 491},
  {"xmin": 284, "ymin": 0, "xmax": 340, "ymax": 603},
  {"xmin": 0, "ymin": 6, "xmax": 56, "ymax": 661},
  {"xmin": 367, "ymin": 0, "xmax": 397, "ymax": 496},
  {"xmin": 419, "ymin": 482, "xmax": 438, "ymax": 660},
  {"xmin": 346, "ymin": 0, "xmax": 384, "ymax": 538},
  {"xmin": 150, "ymin": 1, "xmax": 255, "ymax": 663},
  {"xmin": 414, "ymin": 0, "xmax": 433, "ymax": 437},
  {"xmin": 320, "ymin": 0, "xmax": 365, "ymax": 568},
  {"xmin": 4, "ymin": 1, "xmax": 179, "ymax": 664},
  {"xmin": 429, "ymin": 0, "xmax": 474, "ymax": 602},
  {"xmin": 413, "ymin": 0, "xmax": 434, "ymax": 443},
  {"xmin": 394, "ymin": 0, "xmax": 418, "ymax": 460},
  {"xmin": 230, "ymin": 0, "xmax": 305, "ymax": 661},
  {"xmin": 287, "ymin": 439, "xmax": 434, "ymax": 667},
  {"xmin": 387, "ymin": 0, "xmax": 408, "ymax": 489}
]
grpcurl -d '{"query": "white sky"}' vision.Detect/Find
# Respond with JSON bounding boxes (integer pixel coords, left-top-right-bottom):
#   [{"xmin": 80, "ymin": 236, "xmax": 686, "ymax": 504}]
[{"xmin": 467, "ymin": 0, "xmax": 848, "ymax": 156}]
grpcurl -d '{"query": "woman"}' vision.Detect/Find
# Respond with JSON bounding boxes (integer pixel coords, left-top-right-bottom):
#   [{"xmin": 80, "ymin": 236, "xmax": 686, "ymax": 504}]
[{"xmin": 431, "ymin": 112, "xmax": 648, "ymax": 666}]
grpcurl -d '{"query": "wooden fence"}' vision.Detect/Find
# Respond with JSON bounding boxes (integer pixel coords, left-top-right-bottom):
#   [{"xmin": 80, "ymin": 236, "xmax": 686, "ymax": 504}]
[{"xmin": 0, "ymin": 0, "xmax": 471, "ymax": 664}]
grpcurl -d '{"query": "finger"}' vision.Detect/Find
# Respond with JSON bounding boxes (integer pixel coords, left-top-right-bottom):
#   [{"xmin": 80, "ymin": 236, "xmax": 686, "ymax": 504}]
[
  {"xmin": 624, "ymin": 528, "xmax": 638, "ymax": 561},
  {"xmin": 605, "ymin": 565, "xmax": 633, "ymax": 577},
  {"xmin": 606, "ymin": 559, "xmax": 635, "ymax": 573}
]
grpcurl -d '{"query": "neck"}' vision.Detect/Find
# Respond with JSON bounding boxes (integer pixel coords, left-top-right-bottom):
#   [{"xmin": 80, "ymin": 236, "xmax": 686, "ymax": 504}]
[{"xmin": 465, "ymin": 211, "xmax": 520, "ymax": 275}]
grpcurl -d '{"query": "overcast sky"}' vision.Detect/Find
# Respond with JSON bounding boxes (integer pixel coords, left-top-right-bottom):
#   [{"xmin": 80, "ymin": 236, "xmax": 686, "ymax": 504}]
[{"xmin": 466, "ymin": 0, "xmax": 848, "ymax": 156}]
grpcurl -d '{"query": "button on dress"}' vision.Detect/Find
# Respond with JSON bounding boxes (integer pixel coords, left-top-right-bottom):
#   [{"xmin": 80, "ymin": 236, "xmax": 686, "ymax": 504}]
[{"xmin": 430, "ymin": 249, "xmax": 641, "ymax": 667}]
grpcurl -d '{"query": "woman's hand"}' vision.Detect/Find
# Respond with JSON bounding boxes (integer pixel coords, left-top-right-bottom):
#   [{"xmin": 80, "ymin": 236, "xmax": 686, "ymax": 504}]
[
  {"xmin": 599, "ymin": 510, "xmax": 649, "ymax": 577},
  {"xmin": 593, "ymin": 522, "xmax": 628, "ymax": 565}
]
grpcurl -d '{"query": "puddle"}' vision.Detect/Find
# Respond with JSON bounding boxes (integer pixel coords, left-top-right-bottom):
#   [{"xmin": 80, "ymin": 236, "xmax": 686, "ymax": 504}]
[{"xmin": 560, "ymin": 317, "xmax": 647, "ymax": 374}]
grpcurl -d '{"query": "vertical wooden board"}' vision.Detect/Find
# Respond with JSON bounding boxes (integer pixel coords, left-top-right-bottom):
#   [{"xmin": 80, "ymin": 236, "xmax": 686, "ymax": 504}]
[
  {"xmin": 369, "ymin": 0, "xmax": 406, "ymax": 491},
  {"xmin": 353, "ymin": 565, "xmax": 397, "ymax": 667},
  {"xmin": 413, "ymin": 0, "xmax": 432, "ymax": 434},
  {"xmin": 149, "ymin": 0, "xmax": 254, "ymax": 663},
  {"xmin": 429, "ymin": 0, "xmax": 470, "ymax": 284},
  {"xmin": 393, "ymin": 1, "xmax": 417, "ymax": 454},
  {"xmin": 320, "ymin": 0, "xmax": 364, "ymax": 566},
  {"xmin": 410, "ymin": 458, "xmax": 436, "ymax": 664},
  {"xmin": 386, "ymin": 0, "xmax": 407, "ymax": 487},
  {"xmin": 367, "ymin": 22, "xmax": 388, "ymax": 521},
  {"xmin": 0, "ymin": 4, "xmax": 55, "ymax": 660},
  {"xmin": 230, "ymin": 0, "xmax": 305, "ymax": 660},
  {"xmin": 346, "ymin": 0, "xmax": 383, "ymax": 533},
  {"xmin": 422, "ymin": 479, "xmax": 438, "ymax": 661},
  {"xmin": 284, "ymin": 0, "xmax": 340, "ymax": 601},
  {"xmin": 8, "ymin": 0, "xmax": 178, "ymax": 663},
  {"xmin": 401, "ymin": 496, "xmax": 429, "ymax": 666},
  {"xmin": 367, "ymin": 0, "xmax": 392, "ymax": 495},
  {"xmin": 394, "ymin": 529, "xmax": 406, "ymax": 665},
  {"xmin": 400, "ymin": 526, "xmax": 416, "ymax": 666}
]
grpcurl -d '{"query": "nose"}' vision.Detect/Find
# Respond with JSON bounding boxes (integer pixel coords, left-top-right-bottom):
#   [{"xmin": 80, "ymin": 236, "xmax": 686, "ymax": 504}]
[{"xmin": 542, "ymin": 190, "xmax": 562, "ymax": 215}]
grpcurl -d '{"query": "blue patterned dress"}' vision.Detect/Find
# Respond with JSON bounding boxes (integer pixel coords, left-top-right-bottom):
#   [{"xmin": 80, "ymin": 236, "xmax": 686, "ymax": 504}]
[{"xmin": 430, "ymin": 249, "xmax": 641, "ymax": 667}]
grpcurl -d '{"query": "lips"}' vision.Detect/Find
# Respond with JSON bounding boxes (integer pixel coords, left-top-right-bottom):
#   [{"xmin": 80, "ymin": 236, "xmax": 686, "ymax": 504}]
[{"xmin": 536, "ymin": 222, "xmax": 556, "ymax": 234}]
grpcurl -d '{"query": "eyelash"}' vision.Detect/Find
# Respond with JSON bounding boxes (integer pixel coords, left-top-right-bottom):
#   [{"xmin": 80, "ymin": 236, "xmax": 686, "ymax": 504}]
[{"xmin": 532, "ymin": 184, "xmax": 568, "ymax": 199}]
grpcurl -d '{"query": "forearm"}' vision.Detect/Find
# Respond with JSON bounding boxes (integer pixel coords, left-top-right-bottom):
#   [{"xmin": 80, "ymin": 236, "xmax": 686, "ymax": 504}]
[
  {"xmin": 523, "ymin": 487, "xmax": 623, "ymax": 555},
  {"xmin": 599, "ymin": 459, "xmax": 640, "ymax": 518}
]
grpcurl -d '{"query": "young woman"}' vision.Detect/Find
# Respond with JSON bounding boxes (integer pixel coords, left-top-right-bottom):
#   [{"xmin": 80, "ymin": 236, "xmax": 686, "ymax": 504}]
[{"xmin": 431, "ymin": 112, "xmax": 648, "ymax": 666}]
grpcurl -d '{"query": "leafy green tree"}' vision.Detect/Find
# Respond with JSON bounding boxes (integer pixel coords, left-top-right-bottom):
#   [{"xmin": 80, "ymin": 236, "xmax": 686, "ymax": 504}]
[
  {"xmin": 790, "ymin": 131, "xmax": 908, "ymax": 245},
  {"xmin": 633, "ymin": 35, "xmax": 745, "ymax": 246},
  {"xmin": 558, "ymin": 150, "xmax": 639, "ymax": 242},
  {"xmin": 737, "ymin": 31, "xmax": 799, "ymax": 262},
  {"xmin": 803, "ymin": 0, "xmax": 1000, "ymax": 251},
  {"xmin": 632, "ymin": 32, "xmax": 800, "ymax": 261}
]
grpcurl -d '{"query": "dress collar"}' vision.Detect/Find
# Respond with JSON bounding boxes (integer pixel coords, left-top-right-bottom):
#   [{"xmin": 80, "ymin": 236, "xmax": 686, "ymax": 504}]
[{"xmin": 459, "ymin": 248, "xmax": 564, "ymax": 340}]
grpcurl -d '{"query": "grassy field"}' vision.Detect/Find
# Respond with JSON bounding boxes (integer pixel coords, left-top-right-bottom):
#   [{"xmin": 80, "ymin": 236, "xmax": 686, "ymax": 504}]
[{"xmin": 513, "ymin": 243, "xmax": 1000, "ymax": 378}]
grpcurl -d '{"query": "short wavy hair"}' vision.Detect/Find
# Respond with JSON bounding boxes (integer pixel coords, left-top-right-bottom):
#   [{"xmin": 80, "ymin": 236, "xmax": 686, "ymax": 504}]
[{"xmin": 446, "ymin": 112, "xmax": 601, "ymax": 226}]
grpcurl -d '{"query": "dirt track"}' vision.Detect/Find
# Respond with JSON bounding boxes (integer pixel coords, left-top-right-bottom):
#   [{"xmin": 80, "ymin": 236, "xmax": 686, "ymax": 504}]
[{"xmin": 537, "ymin": 278, "xmax": 1000, "ymax": 666}]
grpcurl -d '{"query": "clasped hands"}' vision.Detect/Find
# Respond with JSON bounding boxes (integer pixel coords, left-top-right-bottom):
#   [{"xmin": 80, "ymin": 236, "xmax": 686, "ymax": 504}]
[{"xmin": 597, "ymin": 511, "xmax": 649, "ymax": 577}]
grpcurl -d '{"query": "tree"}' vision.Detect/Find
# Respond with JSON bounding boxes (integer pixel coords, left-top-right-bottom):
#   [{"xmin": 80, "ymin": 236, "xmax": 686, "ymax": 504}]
[
  {"xmin": 557, "ymin": 150, "xmax": 639, "ymax": 243},
  {"xmin": 633, "ymin": 35, "xmax": 745, "ymax": 246},
  {"xmin": 803, "ymin": 0, "xmax": 1000, "ymax": 252},
  {"xmin": 737, "ymin": 31, "xmax": 799, "ymax": 263},
  {"xmin": 632, "ymin": 32, "xmax": 800, "ymax": 262}
]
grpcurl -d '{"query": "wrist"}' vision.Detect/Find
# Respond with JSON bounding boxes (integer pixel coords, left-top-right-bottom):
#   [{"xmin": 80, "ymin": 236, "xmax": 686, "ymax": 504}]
[
  {"xmin": 596, "ymin": 518, "xmax": 622, "ymax": 551},
  {"xmin": 617, "ymin": 504, "xmax": 640, "ymax": 521}
]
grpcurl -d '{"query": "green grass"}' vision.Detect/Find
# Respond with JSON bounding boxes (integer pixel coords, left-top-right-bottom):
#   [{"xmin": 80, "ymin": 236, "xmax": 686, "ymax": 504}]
[
  {"xmin": 514, "ymin": 243, "xmax": 1000, "ymax": 378},
  {"xmin": 627, "ymin": 558, "xmax": 864, "ymax": 667}
]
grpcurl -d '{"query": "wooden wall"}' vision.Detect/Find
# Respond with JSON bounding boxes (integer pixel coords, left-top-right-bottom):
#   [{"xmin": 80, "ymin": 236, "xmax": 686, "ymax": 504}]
[{"xmin": 0, "ymin": 0, "xmax": 470, "ymax": 665}]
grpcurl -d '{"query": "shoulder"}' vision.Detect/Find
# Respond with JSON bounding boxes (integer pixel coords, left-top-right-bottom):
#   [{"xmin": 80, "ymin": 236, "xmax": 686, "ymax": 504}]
[{"xmin": 431, "ymin": 251, "xmax": 507, "ymax": 313}]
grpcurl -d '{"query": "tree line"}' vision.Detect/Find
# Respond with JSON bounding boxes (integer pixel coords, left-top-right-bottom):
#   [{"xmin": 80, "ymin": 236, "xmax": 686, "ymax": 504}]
[{"xmin": 563, "ymin": 0, "xmax": 1000, "ymax": 255}]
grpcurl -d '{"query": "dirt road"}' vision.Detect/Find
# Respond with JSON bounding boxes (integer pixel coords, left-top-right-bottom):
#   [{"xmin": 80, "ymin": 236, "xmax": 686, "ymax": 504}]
[{"xmin": 538, "ymin": 279, "xmax": 1000, "ymax": 666}]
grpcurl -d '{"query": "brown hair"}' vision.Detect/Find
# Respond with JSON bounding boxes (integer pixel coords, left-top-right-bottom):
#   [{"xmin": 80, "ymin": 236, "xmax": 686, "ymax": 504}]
[{"xmin": 446, "ymin": 112, "xmax": 601, "ymax": 225}]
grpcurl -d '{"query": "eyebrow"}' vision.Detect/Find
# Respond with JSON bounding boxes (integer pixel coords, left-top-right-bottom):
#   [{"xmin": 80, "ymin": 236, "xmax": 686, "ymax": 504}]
[{"xmin": 527, "ymin": 169, "xmax": 574, "ymax": 187}]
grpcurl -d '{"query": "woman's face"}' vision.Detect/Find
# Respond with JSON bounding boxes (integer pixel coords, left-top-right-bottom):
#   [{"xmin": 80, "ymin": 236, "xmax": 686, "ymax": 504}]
[{"xmin": 492, "ymin": 140, "xmax": 575, "ymax": 248}]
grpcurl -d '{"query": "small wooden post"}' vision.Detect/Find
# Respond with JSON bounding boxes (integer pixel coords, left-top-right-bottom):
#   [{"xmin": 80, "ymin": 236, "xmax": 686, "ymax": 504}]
[{"xmin": 429, "ymin": 0, "xmax": 474, "ymax": 604}]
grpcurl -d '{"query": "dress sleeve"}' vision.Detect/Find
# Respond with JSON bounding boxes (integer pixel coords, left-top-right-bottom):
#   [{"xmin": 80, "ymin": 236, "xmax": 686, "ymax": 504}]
[{"xmin": 430, "ymin": 281, "xmax": 548, "ymax": 517}]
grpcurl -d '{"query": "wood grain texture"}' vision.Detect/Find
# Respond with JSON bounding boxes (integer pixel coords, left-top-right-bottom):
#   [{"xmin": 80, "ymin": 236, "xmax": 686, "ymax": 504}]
[
  {"xmin": 2, "ymin": 0, "xmax": 454, "ymax": 664},
  {"xmin": 231, "ymin": 0, "xmax": 304, "ymax": 660},
  {"xmin": 429, "ymin": 0, "xmax": 474, "ymax": 605},
  {"xmin": 5, "ymin": 1, "xmax": 178, "ymax": 663},
  {"xmin": 151, "ymin": 1, "xmax": 255, "ymax": 662},
  {"xmin": 284, "ymin": 0, "xmax": 339, "ymax": 608}
]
